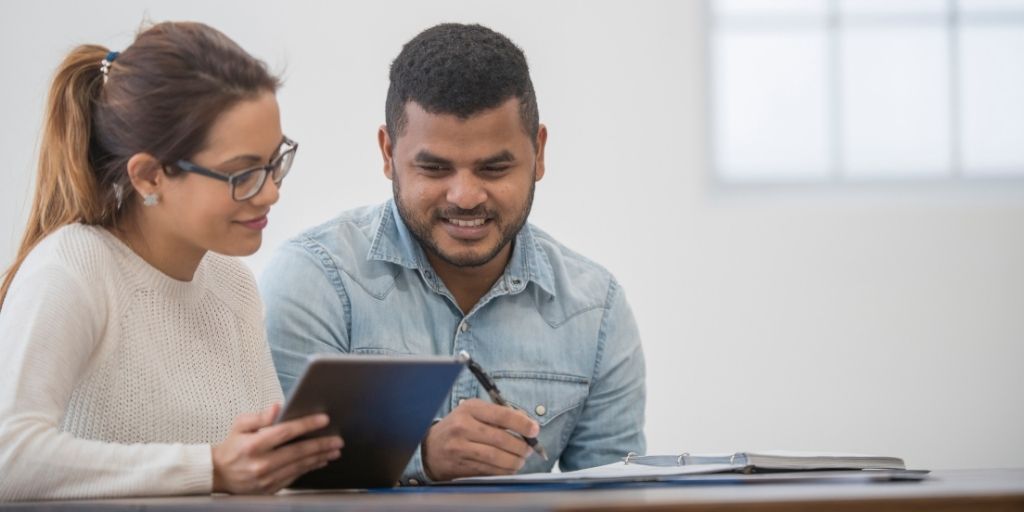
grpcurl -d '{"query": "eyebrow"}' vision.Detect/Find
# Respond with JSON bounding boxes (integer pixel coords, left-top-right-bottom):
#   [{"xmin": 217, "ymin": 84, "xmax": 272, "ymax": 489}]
[
  {"xmin": 413, "ymin": 150, "xmax": 516, "ymax": 166},
  {"xmin": 413, "ymin": 150, "xmax": 452, "ymax": 166},
  {"xmin": 210, "ymin": 136, "xmax": 289, "ymax": 168},
  {"xmin": 478, "ymin": 150, "xmax": 516, "ymax": 166},
  {"xmin": 216, "ymin": 154, "xmax": 264, "ymax": 168}
]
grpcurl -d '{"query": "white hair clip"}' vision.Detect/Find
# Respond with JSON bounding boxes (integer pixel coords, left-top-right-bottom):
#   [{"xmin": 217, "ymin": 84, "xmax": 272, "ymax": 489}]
[{"xmin": 100, "ymin": 51, "xmax": 120, "ymax": 84}]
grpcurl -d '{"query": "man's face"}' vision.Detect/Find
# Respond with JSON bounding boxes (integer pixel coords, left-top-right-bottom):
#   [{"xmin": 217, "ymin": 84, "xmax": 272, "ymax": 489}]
[{"xmin": 380, "ymin": 98, "xmax": 546, "ymax": 268}]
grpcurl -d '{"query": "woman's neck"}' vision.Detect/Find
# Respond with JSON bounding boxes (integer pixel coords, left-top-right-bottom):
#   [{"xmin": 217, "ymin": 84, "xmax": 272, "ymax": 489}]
[{"xmin": 110, "ymin": 212, "xmax": 206, "ymax": 282}]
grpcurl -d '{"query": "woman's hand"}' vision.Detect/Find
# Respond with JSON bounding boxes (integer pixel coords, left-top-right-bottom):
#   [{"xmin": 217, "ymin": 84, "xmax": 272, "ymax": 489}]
[{"xmin": 211, "ymin": 403, "xmax": 343, "ymax": 494}]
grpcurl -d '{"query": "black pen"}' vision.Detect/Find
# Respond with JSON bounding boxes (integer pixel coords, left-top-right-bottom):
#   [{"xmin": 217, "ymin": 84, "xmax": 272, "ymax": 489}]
[{"xmin": 457, "ymin": 351, "xmax": 549, "ymax": 461}]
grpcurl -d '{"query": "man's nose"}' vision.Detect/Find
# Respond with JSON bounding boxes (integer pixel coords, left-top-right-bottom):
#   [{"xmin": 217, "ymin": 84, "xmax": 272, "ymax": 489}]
[{"xmin": 446, "ymin": 170, "xmax": 487, "ymax": 210}]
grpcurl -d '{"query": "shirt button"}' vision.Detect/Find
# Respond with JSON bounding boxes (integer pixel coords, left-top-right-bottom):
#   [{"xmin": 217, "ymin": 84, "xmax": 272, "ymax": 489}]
[
  {"xmin": 458, "ymin": 399, "xmax": 466, "ymax": 406},
  {"xmin": 535, "ymin": 404, "xmax": 547, "ymax": 416},
  {"xmin": 408, "ymin": 479, "xmax": 420, "ymax": 486},
  {"xmin": 512, "ymin": 278, "xmax": 522, "ymax": 286},
  {"xmin": 460, "ymin": 322, "xmax": 469, "ymax": 332}
]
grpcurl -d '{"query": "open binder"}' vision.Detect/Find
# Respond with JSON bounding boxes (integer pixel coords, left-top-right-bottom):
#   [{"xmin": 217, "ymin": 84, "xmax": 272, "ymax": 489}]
[
  {"xmin": 622, "ymin": 450, "xmax": 906, "ymax": 471},
  {"xmin": 449, "ymin": 451, "xmax": 925, "ymax": 486}
]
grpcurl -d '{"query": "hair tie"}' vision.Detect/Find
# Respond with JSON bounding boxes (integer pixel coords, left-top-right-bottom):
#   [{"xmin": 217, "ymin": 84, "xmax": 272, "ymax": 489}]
[{"xmin": 100, "ymin": 51, "xmax": 120, "ymax": 84}]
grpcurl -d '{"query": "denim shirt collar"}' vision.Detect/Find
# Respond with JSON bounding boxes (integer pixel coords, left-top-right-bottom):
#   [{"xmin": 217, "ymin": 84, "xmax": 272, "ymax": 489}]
[{"xmin": 368, "ymin": 200, "xmax": 557, "ymax": 298}]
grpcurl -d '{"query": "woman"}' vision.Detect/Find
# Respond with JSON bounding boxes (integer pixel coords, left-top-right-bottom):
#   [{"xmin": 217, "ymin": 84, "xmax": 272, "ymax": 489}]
[{"xmin": 0, "ymin": 22, "xmax": 341, "ymax": 501}]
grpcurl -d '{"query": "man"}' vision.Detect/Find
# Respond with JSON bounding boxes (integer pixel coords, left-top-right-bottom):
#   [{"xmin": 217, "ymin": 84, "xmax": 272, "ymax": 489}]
[{"xmin": 261, "ymin": 23, "xmax": 645, "ymax": 485}]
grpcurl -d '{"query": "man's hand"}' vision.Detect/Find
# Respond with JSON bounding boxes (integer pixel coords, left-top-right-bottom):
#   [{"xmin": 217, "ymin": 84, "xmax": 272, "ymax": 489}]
[{"xmin": 421, "ymin": 398, "xmax": 540, "ymax": 481}]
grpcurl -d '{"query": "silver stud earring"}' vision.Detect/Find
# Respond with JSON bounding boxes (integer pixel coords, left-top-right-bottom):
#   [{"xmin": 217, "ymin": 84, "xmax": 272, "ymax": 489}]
[
  {"xmin": 143, "ymin": 193, "xmax": 159, "ymax": 207},
  {"xmin": 112, "ymin": 183, "xmax": 124, "ymax": 210}
]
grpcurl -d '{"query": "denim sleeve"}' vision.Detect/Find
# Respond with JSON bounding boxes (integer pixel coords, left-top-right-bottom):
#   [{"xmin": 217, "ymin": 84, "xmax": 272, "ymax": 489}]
[
  {"xmin": 259, "ymin": 240, "xmax": 432, "ymax": 486},
  {"xmin": 259, "ymin": 239, "xmax": 351, "ymax": 397},
  {"xmin": 400, "ymin": 440, "xmax": 433, "ymax": 486},
  {"xmin": 557, "ymin": 278, "xmax": 646, "ymax": 472}
]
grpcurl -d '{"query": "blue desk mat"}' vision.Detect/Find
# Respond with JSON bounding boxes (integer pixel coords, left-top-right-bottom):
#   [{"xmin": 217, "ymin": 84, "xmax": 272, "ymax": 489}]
[{"xmin": 368, "ymin": 469, "xmax": 929, "ymax": 493}]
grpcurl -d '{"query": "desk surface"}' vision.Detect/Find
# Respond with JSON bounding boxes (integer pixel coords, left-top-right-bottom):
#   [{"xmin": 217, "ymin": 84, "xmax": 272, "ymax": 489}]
[{"xmin": 4, "ymin": 469, "xmax": 1024, "ymax": 512}]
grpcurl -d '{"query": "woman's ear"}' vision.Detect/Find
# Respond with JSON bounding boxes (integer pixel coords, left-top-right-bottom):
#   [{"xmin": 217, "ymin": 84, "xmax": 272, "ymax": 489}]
[{"xmin": 126, "ymin": 153, "xmax": 164, "ymax": 202}]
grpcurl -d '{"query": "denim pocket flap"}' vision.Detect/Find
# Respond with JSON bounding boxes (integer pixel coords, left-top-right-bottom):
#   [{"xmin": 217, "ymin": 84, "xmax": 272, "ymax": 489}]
[{"xmin": 489, "ymin": 372, "xmax": 589, "ymax": 427}]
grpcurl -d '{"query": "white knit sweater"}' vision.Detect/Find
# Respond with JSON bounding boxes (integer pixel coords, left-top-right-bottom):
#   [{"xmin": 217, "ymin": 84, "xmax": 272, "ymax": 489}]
[{"xmin": 0, "ymin": 224, "xmax": 283, "ymax": 501}]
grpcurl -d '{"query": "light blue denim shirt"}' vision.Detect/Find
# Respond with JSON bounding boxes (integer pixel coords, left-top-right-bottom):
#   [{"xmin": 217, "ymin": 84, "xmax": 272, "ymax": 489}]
[{"xmin": 260, "ymin": 200, "xmax": 645, "ymax": 485}]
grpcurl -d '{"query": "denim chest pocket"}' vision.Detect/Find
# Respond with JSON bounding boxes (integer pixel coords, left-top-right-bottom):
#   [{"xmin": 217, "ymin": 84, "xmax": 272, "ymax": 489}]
[{"xmin": 487, "ymin": 372, "xmax": 590, "ymax": 427}]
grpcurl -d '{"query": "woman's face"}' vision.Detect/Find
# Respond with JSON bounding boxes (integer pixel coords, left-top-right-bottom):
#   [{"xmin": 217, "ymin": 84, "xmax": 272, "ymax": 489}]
[{"xmin": 154, "ymin": 91, "xmax": 285, "ymax": 258}]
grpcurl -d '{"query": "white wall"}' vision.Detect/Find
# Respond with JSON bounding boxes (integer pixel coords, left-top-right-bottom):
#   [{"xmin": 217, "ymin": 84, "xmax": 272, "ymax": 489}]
[{"xmin": 2, "ymin": 1, "xmax": 1022, "ymax": 470}]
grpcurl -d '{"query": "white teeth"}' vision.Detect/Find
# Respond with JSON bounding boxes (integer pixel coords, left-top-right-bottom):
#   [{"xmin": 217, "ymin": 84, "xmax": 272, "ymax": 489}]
[{"xmin": 449, "ymin": 218, "xmax": 485, "ymax": 228}]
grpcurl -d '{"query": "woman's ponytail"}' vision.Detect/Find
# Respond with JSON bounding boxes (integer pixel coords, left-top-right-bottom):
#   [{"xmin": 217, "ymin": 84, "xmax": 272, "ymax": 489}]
[{"xmin": 1, "ymin": 45, "xmax": 109, "ymax": 307}]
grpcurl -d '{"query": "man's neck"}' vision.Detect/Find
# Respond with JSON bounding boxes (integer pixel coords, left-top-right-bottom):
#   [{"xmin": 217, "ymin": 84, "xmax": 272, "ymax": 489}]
[{"xmin": 426, "ymin": 244, "xmax": 513, "ymax": 315}]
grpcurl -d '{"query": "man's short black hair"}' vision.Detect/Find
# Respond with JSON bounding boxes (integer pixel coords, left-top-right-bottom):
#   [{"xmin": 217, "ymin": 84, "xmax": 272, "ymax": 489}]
[{"xmin": 385, "ymin": 23, "xmax": 539, "ymax": 145}]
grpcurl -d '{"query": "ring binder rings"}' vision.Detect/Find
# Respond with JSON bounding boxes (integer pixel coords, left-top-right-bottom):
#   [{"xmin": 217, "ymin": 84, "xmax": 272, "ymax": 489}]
[{"xmin": 622, "ymin": 451, "xmax": 906, "ymax": 471}]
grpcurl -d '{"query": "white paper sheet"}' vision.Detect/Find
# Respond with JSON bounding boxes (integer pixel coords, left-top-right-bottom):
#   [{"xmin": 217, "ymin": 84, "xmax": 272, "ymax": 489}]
[{"xmin": 451, "ymin": 462, "xmax": 744, "ymax": 485}]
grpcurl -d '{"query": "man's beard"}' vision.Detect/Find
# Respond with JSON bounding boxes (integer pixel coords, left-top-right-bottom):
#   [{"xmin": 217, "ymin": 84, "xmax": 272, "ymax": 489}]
[{"xmin": 393, "ymin": 173, "xmax": 535, "ymax": 268}]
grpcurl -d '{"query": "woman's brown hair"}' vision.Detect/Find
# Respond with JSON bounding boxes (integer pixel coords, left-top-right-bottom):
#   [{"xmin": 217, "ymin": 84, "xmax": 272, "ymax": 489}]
[{"xmin": 0, "ymin": 21, "xmax": 280, "ymax": 307}]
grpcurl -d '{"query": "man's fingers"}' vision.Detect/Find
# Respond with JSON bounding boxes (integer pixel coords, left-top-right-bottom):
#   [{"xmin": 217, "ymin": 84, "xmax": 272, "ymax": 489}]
[
  {"xmin": 252, "ymin": 413, "xmax": 331, "ymax": 451},
  {"xmin": 457, "ymin": 439, "xmax": 527, "ymax": 473},
  {"xmin": 450, "ymin": 401, "xmax": 534, "ymax": 458},
  {"xmin": 425, "ymin": 402, "xmax": 536, "ymax": 481},
  {"xmin": 465, "ymin": 420, "xmax": 532, "ymax": 459},
  {"xmin": 502, "ymin": 430, "xmax": 535, "ymax": 458},
  {"xmin": 466, "ymin": 400, "xmax": 539, "ymax": 438}
]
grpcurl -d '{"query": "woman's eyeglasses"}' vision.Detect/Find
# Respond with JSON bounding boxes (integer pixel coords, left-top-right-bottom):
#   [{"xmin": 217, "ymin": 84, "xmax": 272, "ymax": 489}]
[{"xmin": 171, "ymin": 136, "xmax": 298, "ymax": 201}]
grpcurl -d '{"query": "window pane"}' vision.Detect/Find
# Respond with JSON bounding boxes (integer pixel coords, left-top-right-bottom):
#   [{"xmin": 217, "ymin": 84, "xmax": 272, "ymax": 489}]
[
  {"xmin": 839, "ymin": 0, "xmax": 948, "ymax": 16},
  {"xmin": 959, "ymin": 0, "xmax": 1024, "ymax": 14},
  {"xmin": 715, "ymin": 0, "xmax": 827, "ymax": 18},
  {"xmin": 712, "ymin": 30, "xmax": 831, "ymax": 181},
  {"xmin": 960, "ymin": 26, "xmax": 1024, "ymax": 175},
  {"xmin": 840, "ymin": 27, "xmax": 951, "ymax": 177}
]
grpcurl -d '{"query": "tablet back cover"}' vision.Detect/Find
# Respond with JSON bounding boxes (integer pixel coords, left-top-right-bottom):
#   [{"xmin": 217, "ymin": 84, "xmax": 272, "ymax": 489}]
[{"xmin": 279, "ymin": 355, "xmax": 463, "ymax": 489}]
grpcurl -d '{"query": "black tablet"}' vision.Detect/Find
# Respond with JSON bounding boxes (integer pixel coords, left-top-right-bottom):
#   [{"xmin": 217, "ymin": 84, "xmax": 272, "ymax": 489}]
[{"xmin": 275, "ymin": 354, "xmax": 464, "ymax": 489}]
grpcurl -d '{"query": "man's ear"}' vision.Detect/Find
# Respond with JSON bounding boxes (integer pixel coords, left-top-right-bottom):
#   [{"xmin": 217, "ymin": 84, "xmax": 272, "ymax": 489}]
[
  {"xmin": 378, "ymin": 125, "xmax": 395, "ymax": 180},
  {"xmin": 126, "ymin": 153, "xmax": 165, "ymax": 199},
  {"xmin": 534, "ymin": 124, "xmax": 548, "ymax": 182}
]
